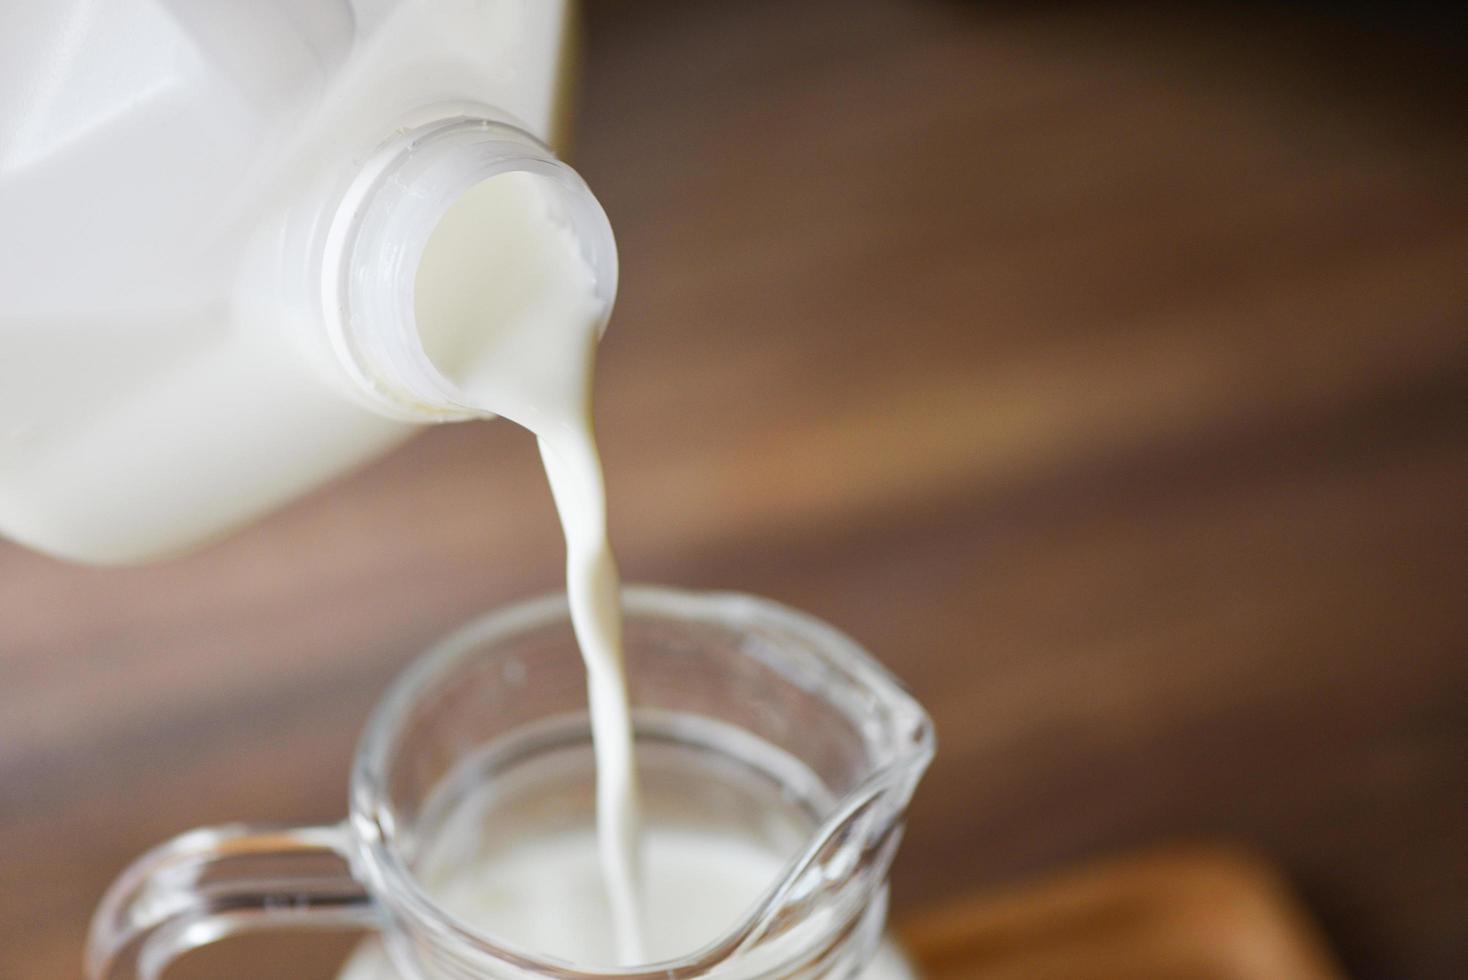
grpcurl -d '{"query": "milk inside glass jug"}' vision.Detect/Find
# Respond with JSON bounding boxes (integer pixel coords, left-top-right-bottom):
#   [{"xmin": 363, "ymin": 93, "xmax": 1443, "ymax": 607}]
[
  {"xmin": 0, "ymin": 0, "xmax": 609, "ymax": 564},
  {"xmin": 88, "ymin": 588, "xmax": 935, "ymax": 980}
]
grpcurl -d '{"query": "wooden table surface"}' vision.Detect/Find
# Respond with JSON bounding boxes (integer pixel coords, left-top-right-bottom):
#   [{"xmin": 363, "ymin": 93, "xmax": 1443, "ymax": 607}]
[{"xmin": 3, "ymin": 2, "xmax": 1465, "ymax": 977}]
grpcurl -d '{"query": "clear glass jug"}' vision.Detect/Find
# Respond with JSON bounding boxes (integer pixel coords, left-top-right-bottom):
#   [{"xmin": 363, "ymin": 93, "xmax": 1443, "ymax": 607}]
[{"xmin": 88, "ymin": 587, "xmax": 935, "ymax": 980}]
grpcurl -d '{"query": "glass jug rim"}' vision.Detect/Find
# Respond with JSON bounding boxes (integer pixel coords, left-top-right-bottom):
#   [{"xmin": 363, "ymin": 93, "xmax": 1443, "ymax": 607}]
[{"xmin": 348, "ymin": 584, "xmax": 935, "ymax": 978}]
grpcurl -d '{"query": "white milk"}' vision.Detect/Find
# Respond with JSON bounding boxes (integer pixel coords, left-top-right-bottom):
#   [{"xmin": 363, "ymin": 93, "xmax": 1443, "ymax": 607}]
[
  {"xmin": 416, "ymin": 827, "xmax": 915, "ymax": 976},
  {"xmin": 427, "ymin": 825, "xmax": 786, "ymax": 965},
  {"xmin": 337, "ymin": 730, "xmax": 917, "ymax": 980},
  {"xmin": 337, "ymin": 811, "xmax": 916, "ymax": 979},
  {"xmin": 413, "ymin": 172, "xmax": 645, "ymax": 962}
]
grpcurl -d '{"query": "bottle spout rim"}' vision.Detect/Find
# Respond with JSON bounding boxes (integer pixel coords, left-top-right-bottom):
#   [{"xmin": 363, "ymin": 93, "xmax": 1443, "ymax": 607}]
[{"xmin": 320, "ymin": 110, "xmax": 618, "ymax": 423}]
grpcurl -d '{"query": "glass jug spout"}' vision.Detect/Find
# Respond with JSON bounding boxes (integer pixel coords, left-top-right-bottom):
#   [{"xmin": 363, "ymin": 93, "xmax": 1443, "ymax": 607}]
[{"xmin": 685, "ymin": 592, "xmax": 937, "ymax": 969}]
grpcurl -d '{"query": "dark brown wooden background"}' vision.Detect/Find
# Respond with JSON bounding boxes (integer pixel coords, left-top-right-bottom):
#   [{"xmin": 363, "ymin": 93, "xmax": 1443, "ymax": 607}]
[{"xmin": 3, "ymin": 3, "xmax": 1465, "ymax": 978}]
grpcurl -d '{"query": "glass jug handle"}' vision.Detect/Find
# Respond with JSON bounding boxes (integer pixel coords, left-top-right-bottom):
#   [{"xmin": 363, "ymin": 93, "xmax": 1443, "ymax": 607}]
[{"xmin": 86, "ymin": 822, "xmax": 377, "ymax": 980}]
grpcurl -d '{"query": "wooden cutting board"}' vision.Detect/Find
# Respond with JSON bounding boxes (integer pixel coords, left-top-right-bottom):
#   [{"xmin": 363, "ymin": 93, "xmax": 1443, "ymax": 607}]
[{"xmin": 896, "ymin": 845, "xmax": 1347, "ymax": 980}]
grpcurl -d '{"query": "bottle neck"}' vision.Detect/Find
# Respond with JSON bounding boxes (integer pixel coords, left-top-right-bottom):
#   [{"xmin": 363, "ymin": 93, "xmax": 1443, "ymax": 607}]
[{"xmin": 320, "ymin": 114, "xmax": 617, "ymax": 422}]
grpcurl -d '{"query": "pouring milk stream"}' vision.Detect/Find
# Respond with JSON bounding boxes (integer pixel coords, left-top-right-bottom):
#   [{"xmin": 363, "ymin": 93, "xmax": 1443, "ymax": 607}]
[{"xmin": 412, "ymin": 171, "xmax": 645, "ymax": 962}]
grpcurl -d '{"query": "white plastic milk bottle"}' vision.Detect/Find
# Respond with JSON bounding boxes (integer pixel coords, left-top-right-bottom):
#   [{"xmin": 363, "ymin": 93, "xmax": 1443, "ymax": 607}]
[{"xmin": 0, "ymin": 0, "xmax": 614, "ymax": 564}]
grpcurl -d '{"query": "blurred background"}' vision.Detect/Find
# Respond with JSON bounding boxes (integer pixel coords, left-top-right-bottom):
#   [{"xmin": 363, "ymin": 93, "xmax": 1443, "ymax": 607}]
[{"xmin": 2, "ymin": 1, "xmax": 1466, "ymax": 977}]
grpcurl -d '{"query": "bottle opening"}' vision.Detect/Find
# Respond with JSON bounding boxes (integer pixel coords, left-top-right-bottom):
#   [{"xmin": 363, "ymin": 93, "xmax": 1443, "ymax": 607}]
[
  {"xmin": 414, "ymin": 170, "xmax": 609, "ymax": 429},
  {"xmin": 324, "ymin": 115, "xmax": 617, "ymax": 421}
]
